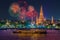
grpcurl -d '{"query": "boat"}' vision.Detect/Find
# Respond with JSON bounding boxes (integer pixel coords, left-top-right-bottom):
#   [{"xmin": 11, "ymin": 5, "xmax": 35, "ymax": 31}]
[{"xmin": 13, "ymin": 29, "xmax": 47, "ymax": 34}]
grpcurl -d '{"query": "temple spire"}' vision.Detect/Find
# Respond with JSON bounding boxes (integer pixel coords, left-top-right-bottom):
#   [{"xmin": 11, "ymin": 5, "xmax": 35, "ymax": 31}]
[
  {"xmin": 51, "ymin": 16, "xmax": 54, "ymax": 24},
  {"xmin": 39, "ymin": 5, "xmax": 45, "ymax": 24},
  {"xmin": 36, "ymin": 5, "xmax": 45, "ymax": 25}
]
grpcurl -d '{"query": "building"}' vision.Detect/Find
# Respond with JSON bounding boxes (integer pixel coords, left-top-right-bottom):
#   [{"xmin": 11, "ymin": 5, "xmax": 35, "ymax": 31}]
[
  {"xmin": 36, "ymin": 5, "xmax": 45, "ymax": 25},
  {"xmin": 51, "ymin": 16, "xmax": 54, "ymax": 24}
]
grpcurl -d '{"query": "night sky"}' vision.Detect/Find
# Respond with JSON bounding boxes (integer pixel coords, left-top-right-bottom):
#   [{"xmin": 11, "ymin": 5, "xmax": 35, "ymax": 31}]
[{"xmin": 0, "ymin": 0, "xmax": 60, "ymax": 20}]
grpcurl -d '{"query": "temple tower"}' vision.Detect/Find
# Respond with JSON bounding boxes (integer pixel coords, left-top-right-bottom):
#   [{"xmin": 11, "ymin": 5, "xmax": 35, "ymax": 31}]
[
  {"xmin": 39, "ymin": 6, "xmax": 45, "ymax": 24},
  {"xmin": 51, "ymin": 16, "xmax": 54, "ymax": 24},
  {"xmin": 36, "ymin": 5, "xmax": 45, "ymax": 25}
]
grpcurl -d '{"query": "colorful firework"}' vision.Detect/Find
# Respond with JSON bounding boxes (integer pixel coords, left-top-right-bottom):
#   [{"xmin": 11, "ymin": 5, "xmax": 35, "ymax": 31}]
[
  {"xmin": 9, "ymin": 2, "xmax": 38, "ymax": 21},
  {"xmin": 28, "ymin": 6, "xmax": 35, "ymax": 12},
  {"xmin": 19, "ymin": 7, "xmax": 26, "ymax": 20},
  {"xmin": 9, "ymin": 3, "xmax": 20, "ymax": 18},
  {"xmin": 26, "ymin": 6, "xmax": 38, "ymax": 18},
  {"xmin": 10, "ymin": 3, "xmax": 20, "ymax": 13}
]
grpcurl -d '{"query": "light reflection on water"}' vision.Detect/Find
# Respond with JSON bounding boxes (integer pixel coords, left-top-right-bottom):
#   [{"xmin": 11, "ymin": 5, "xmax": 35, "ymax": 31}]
[
  {"xmin": 13, "ymin": 33, "xmax": 46, "ymax": 40},
  {"xmin": 0, "ymin": 29, "xmax": 60, "ymax": 40}
]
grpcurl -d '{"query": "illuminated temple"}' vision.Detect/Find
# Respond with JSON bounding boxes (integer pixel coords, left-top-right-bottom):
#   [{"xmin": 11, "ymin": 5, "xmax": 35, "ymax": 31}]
[
  {"xmin": 36, "ymin": 6, "xmax": 45, "ymax": 25},
  {"xmin": 51, "ymin": 16, "xmax": 54, "ymax": 24}
]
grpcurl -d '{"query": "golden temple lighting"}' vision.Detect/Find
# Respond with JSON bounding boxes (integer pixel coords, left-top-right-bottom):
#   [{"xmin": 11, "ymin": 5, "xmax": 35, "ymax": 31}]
[
  {"xmin": 36, "ymin": 5, "xmax": 45, "ymax": 25},
  {"xmin": 51, "ymin": 16, "xmax": 54, "ymax": 24}
]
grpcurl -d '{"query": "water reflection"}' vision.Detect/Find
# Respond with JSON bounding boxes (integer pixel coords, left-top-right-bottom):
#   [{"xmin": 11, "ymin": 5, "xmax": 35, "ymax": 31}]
[
  {"xmin": 31, "ymin": 34, "xmax": 46, "ymax": 40},
  {"xmin": 13, "ymin": 32, "xmax": 46, "ymax": 40},
  {"xmin": 0, "ymin": 30, "xmax": 60, "ymax": 40}
]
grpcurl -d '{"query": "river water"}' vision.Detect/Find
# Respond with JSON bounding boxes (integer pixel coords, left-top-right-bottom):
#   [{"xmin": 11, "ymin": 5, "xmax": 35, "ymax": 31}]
[{"xmin": 0, "ymin": 29, "xmax": 60, "ymax": 40}]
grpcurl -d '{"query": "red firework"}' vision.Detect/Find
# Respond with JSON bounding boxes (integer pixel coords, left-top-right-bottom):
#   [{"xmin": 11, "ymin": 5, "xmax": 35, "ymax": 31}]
[
  {"xmin": 19, "ymin": 7, "xmax": 26, "ymax": 19},
  {"xmin": 26, "ymin": 10, "xmax": 38, "ymax": 18},
  {"xmin": 26, "ymin": 6, "xmax": 38, "ymax": 18}
]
